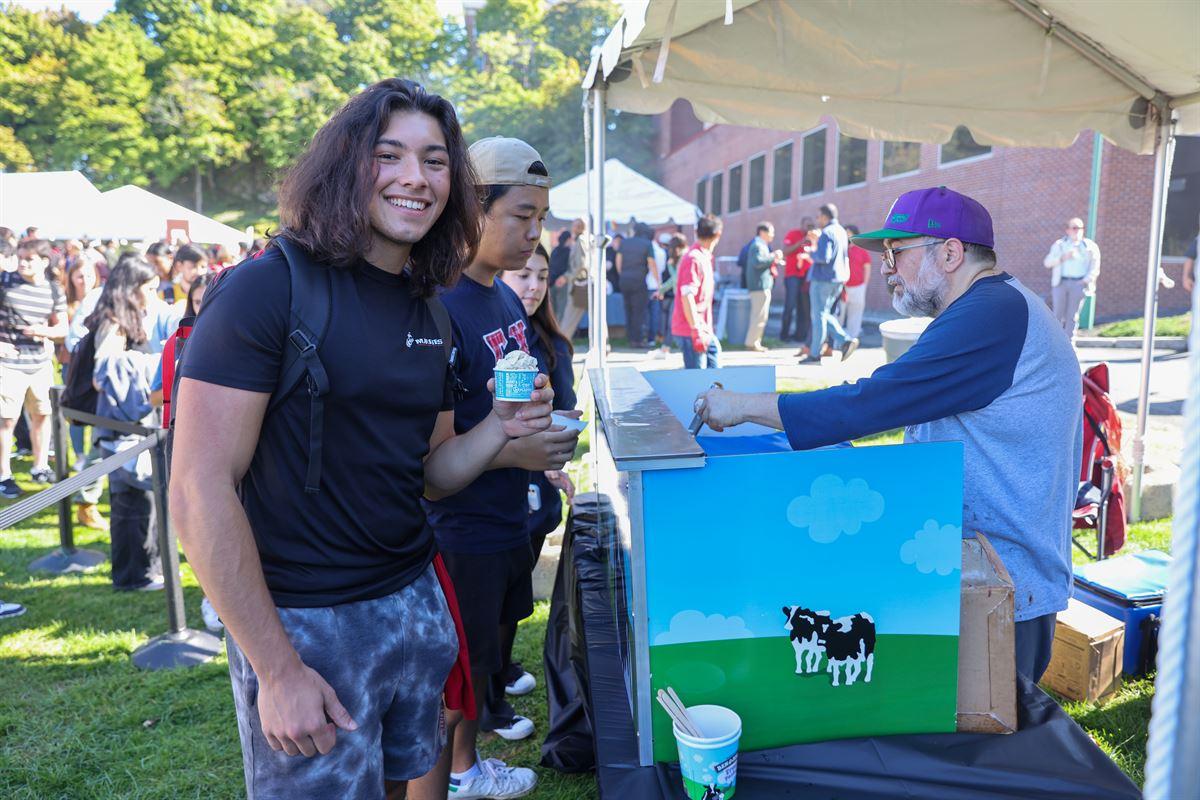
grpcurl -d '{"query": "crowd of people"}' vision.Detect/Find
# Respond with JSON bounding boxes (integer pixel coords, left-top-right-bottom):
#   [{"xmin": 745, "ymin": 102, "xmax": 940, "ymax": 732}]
[
  {"xmin": 1, "ymin": 225, "xmax": 262, "ymax": 620},
  {"xmin": 548, "ymin": 202, "xmax": 878, "ymax": 370}
]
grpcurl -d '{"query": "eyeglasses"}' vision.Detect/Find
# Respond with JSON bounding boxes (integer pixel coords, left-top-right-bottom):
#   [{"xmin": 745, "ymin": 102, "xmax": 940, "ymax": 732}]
[{"xmin": 882, "ymin": 240, "xmax": 941, "ymax": 267}]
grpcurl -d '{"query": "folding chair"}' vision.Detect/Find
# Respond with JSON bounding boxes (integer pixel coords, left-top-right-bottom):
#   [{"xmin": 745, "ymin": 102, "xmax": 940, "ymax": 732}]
[{"xmin": 1072, "ymin": 363, "xmax": 1127, "ymax": 560}]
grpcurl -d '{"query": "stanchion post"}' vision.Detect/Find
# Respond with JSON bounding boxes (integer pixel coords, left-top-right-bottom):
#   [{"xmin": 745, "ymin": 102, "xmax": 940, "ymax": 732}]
[
  {"xmin": 130, "ymin": 431, "xmax": 221, "ymax": 670},
  {"xmin": 28, "ymin": 387, "xmax": 106, "ymax": 574}
]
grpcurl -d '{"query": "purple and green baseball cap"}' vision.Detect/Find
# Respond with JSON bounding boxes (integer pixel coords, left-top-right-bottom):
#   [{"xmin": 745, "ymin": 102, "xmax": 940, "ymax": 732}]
[{"xmin": 852, "ymin": 186, "xmax": 994, "ymax": 252}]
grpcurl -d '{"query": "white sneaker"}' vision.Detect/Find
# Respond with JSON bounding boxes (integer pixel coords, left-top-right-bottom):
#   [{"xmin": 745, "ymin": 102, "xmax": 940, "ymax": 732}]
[
  {"xmin": 505, "ymin": 670, "xmax": 536, "ymax": 696},
  {"xmin": 448, "ymin": 757, "xmax": 537, "ymax": 799},
  {"xmin": 492, "ymin": 714, "xmax": 534, "ymax": 741},
  {"xmin": 0, "ymin": 601, "xmax": 26, "ymax": 620},
  {"xmin": 200, "ymin": 597, "xmax": 223, "ymax": 633}
]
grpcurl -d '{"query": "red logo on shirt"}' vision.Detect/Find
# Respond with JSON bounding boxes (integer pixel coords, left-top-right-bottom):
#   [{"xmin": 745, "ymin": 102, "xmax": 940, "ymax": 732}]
[
  {"xmin": 507, "ymin": 320, "xmax": 529, "ymax": 353},
  {"xmin": 483, "ymin": 329, "xmax": 508, "ymax": 361}
]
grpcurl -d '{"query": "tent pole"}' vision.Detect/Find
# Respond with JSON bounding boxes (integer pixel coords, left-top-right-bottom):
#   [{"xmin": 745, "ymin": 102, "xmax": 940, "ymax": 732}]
[
  {"xmin": 591, "ymin": 84, "xmax": 609, "ymax": 373},
  {"xmin": 1144, "ymin": 239, "xmax": 1200, "ymax": 800},
  {"xmin": 1130, "ymin": 114, "xmax": 1176, "ymax": 521}
]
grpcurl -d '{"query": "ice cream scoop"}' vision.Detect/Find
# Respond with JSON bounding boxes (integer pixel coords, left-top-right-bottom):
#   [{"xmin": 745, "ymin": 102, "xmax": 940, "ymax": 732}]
[{"xmin": 496, "ymin": 349, "xmax": 538, "ymax": 371}]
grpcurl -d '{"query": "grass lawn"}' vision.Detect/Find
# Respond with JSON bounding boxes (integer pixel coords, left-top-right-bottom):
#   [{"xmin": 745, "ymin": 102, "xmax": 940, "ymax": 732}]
[
  {"xmin": 1093, "ymin": 312, "xmax": 1191, "ymax": 338},
  {"xmin": 1, "ymin": 425, "xmax": 1174, "ymax": 798}
]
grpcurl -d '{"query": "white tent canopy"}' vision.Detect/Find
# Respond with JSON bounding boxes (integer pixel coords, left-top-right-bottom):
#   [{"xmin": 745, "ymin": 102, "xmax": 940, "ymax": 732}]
[
  {"xmin": 586, "ymin": 0, "xmax": 1199, "ymax": 155},
  {"xmin": 581, "ymin": 1, "xmax": 1200, "ymax": 792},
  {"xmin": 0, "ymin": 171, "xmax": 105, "ymax": 240},
  {"xmin": 0, "ymin": 172, "xmax": 247, "ymax": 248},
  {"xmin": 550, "ymin": 158, "xmax": 699, "ymax": 226},
  {"xmin": 97, "ymin": 185, "xmax": 245, "ymax": 250}
]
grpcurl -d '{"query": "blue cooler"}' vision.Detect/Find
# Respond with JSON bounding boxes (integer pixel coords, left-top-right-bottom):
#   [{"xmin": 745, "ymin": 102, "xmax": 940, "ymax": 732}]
[{"xmin": 1073, "ymin": 550, "xmax": 1170, "ymax": 676}]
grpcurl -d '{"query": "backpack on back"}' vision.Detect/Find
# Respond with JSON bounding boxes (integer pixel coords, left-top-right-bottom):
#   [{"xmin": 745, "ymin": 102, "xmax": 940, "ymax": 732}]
[
  {"xmin": 61, "ymin": 328, "xmax": 99, "ymax": 414},
  {"xmin": 163, "ymin": 237, "xmax": 454, "ymax": 494}
]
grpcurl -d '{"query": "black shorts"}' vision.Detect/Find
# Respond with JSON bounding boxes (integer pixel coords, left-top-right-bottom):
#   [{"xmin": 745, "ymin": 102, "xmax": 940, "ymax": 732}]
[{"xmin": 440, "ymin": 544, "xmax": 535, "ymax": 674}]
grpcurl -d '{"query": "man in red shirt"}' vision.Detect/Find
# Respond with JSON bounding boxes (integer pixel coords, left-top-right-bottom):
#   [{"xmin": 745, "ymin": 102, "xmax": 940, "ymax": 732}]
[
  {"xmin": 671, "ymin": 214, "xmax": 723, "ymax": 369},
  {"xmin": 843, "ymin": 224, "xmax": 873, "ymax": 340},
  {"xmin": 780, "ymin": 219, "xmax": 815, "ymax": 343}
]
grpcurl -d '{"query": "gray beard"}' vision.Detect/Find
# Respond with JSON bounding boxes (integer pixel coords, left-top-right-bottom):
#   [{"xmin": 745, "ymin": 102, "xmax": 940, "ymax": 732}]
[{"xmin": 891, "ymin": 254, "xmax": 948, "ymax": 317}]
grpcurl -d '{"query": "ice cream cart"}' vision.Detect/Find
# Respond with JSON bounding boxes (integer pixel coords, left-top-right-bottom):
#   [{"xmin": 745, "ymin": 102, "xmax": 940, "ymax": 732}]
[{"xmin": 586, "ymin": 363, "xmax": 965, "ymax": 766}]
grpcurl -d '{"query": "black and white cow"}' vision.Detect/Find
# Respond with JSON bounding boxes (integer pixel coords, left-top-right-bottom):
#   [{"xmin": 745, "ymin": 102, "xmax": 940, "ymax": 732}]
[
  {"xmin": 782, "ymin": 606, "xmax": 832, "ymax": 674},
  {"xmin": 818, "ymin": 612, "xmax": 876, "ymax": 687},
  {"xmin": 701, "ymin": 785, "xmax": 724, "ymax": 800}
]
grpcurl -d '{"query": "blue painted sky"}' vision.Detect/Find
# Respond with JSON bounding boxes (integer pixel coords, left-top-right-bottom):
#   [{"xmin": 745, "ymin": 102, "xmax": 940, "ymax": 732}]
[{"xmin": 641, "ymin": 441, "xmax": 963, "ymax": 642}]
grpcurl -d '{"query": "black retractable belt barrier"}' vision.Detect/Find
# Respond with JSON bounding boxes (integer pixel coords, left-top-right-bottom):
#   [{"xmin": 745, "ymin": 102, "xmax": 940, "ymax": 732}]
[
  {"xmin": 8, "ymin": 388, "xmax": 222, "ymax": 670},
  {"xmin": 130, "ymin": 433, "xmax": 221, "ymax": 670},
  {"xmin": 24, "ymin": 387, "xmax": 107, "ymax": 574}
]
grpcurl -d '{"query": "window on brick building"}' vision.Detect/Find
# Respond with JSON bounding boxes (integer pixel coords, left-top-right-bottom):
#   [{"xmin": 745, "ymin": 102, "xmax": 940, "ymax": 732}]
[
  {"xmin": 837, "ymin": 134, "xmax": 868, "ymax": 187},
  {"xmin": 748, "ymin": 154, "xmax": 765, "ymax": 208},
  {"xmin": 800, "ymin": 128, "xmax": 825, "ymax": 196},
  {"xmin": 772, "ymin": 142, "xmax": 793, "ymax": 203},
  {"xmin": 939, "ymin": 126, "xmax": 991, "ymax": 164},
  {"xmin": 728, "ymin": 164, "xmax": 743, "ymax": 214},
  {"xmin": 882, "ymin": 141, "xmax": 921, "ymax": 178},
  {"xmin": 696, "ymin": 176, "xmax": 708, "ymax": 213},
  {"xmin": 710, "ymin": 171, "xmax": 724, "ymax": 216}
]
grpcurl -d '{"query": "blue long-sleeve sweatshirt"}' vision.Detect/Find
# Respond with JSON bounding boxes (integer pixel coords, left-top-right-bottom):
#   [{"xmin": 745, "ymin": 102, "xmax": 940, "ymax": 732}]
[{"xmin": 778, "ymin": 273, "xmax": 1083, "ymax": 622}]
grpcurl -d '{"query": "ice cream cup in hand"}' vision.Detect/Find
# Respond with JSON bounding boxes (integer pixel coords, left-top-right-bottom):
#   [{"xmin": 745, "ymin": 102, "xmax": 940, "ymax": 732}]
[{"xmin": 494, "ymin": 350, "xmax": 540, "ymax": 402}]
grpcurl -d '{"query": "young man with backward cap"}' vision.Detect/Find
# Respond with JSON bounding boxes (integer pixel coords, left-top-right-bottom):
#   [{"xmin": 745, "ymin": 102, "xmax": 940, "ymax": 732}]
[
  {"xmin": 693, "ymin": 187, "xmax": 1083, "ymax": 684},
  {"xmin": 170, "ymin": 79, "xmax": 555, "ymax": 800}
]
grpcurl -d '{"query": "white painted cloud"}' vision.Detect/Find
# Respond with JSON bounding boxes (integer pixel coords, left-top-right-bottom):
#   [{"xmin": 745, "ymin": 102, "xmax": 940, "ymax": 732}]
[
  {"xmin": 654, "ymin": 610, "xmax": 755, "ymax": 646},
  {"xmin": 786, "ymin": 474, "xmax": 885, "ymax": 543},
  {"xmin": 900, "ymin": 519, "xmax": 962, "ymax": 575}
]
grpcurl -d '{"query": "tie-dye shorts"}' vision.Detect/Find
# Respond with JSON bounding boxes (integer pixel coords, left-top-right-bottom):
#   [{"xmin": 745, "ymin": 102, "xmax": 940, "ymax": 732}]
[{"xmin": 226, "ymin": 564, "xmax": 459, "ymax": 798}]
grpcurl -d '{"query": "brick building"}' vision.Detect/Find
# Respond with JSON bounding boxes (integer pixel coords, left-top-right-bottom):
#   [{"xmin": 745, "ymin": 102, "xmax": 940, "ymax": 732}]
[{"xmin": 653, "ymin": 101, "xmax": 1196, "ymax": 321}]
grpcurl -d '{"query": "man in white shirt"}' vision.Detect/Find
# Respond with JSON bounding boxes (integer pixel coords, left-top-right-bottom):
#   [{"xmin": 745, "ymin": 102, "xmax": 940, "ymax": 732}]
[{"xmin": 1044, "ymin": 217, "xmax": 1101, "ymax": 342}]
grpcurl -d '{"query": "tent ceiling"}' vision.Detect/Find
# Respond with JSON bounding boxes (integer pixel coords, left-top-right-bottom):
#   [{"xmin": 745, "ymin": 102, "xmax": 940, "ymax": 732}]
[{"xmin": 587, "ymin": 0, "xmax": 1200, "ymax": 154}]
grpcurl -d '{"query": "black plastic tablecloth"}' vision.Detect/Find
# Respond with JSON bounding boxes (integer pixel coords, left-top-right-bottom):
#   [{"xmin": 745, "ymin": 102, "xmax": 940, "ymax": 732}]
[{"xmin": 544, "ymin": 495, "xmax": 1142, "ymax": 800}]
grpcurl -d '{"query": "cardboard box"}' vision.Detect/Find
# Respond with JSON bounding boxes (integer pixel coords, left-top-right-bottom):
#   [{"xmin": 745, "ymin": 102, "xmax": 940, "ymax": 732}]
[
  {"xmin": 957, "ymin": 534, "xmax": 1017, "ymax": 734},
  {"xmin": 1042, "ymin": 599, "xmax": 1124, "ymax": 702}
]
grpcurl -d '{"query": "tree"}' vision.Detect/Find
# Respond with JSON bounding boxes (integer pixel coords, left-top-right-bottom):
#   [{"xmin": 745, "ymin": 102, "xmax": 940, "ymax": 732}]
[
  {"xmin": 147, "ymin": 63, "xmax": 247, "ymax": 211},
  {"xmin": 55, "ymin": 13, "xmax": 158, "ymax": 187},
  {"xmin": 0, "ymin": 7, "xmax": 73, "ymax": 169}
]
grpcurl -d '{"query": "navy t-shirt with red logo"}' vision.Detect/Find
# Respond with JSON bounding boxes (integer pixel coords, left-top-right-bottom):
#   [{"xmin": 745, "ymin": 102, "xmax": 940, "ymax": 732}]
[{"xmin": 423, "ymin": 274, "xmax": 546, "ymax": 554}]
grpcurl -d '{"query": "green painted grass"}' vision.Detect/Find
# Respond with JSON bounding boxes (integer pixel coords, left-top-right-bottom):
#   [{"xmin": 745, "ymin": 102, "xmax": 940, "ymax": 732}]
[{"xmin": 649, "ymin": 635, "xmax": 958, "ymax": 762}]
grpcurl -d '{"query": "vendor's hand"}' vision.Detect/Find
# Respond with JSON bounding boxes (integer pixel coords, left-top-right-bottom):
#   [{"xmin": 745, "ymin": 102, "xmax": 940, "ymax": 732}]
[
  {"xmin": 545, "ymin": 469, "xmax": 576, "ymax": 503},
  {"xmin": 489, "ymin": 374, "xmax": 554, "ymax": 438},
  {"xmin": 258, "ymin": 659, "xmax": 358, "ymax": 757},
  {"xmin": 694, "ymin": 387, "xmax": 744, "ymax": 433}
]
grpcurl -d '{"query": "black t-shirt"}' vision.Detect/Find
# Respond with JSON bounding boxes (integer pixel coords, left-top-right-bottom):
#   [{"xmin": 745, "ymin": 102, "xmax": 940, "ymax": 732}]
[
  {"xmin": 618, "ymin": 235, "xmax": 654, "ymax": 291},
  {"xmin": 179, "ymin": 248, "xmax": 453, "ymax": 607},
  {"xmin": 423, "ymin": 275, "xmax": 546, "ymax": 554},
  {"xmin": 549, "ymin": 244, "xmax": 571, "ymax": 282}
]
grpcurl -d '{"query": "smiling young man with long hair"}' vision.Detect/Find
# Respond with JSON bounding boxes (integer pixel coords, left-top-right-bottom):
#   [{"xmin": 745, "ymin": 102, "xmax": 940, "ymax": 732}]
[{"xmin": 170, "ymin": 80, "xmax": 554, "ymax": 800}]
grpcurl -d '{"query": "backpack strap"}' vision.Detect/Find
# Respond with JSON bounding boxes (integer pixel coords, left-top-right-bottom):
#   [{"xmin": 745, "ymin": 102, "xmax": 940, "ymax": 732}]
[
  {"xmin": 425, "ymin": 293, "xmax": 467, "ymax": 401},
  {"xmin": 272, "ymin": 238, "xmax": 334, "ymax": 494}
]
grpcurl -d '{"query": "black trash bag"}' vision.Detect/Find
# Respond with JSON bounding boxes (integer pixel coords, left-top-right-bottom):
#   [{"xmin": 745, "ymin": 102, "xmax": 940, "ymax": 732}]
[{"xmin": 540, "ymin": 492, "xmax": 614, "ymax": 772}]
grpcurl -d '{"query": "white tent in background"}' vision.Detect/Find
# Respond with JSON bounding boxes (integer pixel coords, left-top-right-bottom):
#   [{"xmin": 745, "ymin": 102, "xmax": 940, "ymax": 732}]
[
  {"xmin": 0, "ymin": 171, "xmax": 105, "ymax": 240},
  {"xmin": 97, "ymin": 185, "xmax": 245, "ymax": 250},
  {"xmin": 581, "ymin": 1, "xmax": 1200, "ymax": 791},
  {"xmin": 550, "ymin": 158, "xmax": 698, "ymax": 226}
]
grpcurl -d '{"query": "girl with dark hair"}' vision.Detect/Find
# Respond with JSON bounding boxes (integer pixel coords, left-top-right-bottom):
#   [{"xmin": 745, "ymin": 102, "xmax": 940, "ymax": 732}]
[
  {"xmin": 171, "ymin": 80, "xmax": 554, "ymax": 800},
  {"xmin": 88, "ymin": 255, "xmax": 163, "ymax": 591},
  {"xmin": 501, "ymin": 243, "xmax": 577, "ymax": 543}
]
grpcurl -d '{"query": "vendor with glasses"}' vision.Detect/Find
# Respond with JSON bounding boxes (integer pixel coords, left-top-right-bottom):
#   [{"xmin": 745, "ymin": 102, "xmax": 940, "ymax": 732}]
[
  {"xmin": 1044, "ymin": 217, "xmax": 1101, "ymax": 343},
  {"xmin": 690, "ymin": 186, "xmax": 1084, "ymax": 685}
]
